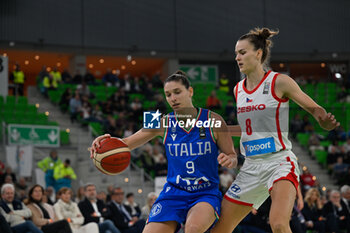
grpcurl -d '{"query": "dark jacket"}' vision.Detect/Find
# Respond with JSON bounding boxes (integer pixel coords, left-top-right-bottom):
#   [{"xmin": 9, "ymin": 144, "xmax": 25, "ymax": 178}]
[
  {"xmin": 107, "ymin": 201, "xmax": 130, "ymax": 230},
  {"xmin": 78, "ymin": 198, "xmax": 110, "ymax": 225}
]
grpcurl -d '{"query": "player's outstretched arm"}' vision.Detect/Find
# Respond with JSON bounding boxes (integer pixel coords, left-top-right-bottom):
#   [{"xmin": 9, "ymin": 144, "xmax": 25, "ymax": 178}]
[
  {"xmin": 275, "ymin": 74, "xmax": 340, "ymax": 131},
  {"xmin": 211, "ymin": 112, "xmax": 237, "ymax": 169}
]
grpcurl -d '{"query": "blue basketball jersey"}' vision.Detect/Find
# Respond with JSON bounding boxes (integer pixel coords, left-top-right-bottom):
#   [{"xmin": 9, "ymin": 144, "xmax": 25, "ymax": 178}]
[{"xmin": 163, "ymin": 108, "xmax": 220, "ymax": 192}]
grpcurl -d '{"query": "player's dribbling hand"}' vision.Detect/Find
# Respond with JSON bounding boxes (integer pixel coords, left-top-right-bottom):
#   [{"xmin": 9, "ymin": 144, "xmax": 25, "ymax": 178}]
[
  {"xmin": 89, "ymin": 134, "xmax": 111, "ymax": 158},
  {"xmin": 318, "ymin": 112, "xmax": 340, "ymax": 131},
  {"xmin": 217, "ymin": 153, "xmax": 237, "ymax": 169}
]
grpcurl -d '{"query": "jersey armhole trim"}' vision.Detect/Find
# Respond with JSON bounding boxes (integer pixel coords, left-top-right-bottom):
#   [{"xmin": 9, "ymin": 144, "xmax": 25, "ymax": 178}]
[
  {"xmin": 208, "ymin": 110, "xmax": 217, "ymax": 143},
  {"xmin": 234, "ymin": 83, "xmax": 238, "ymax": 103},
  {"xmin": 271, "ymin": 73, "xmax": 289, "ymax": 103},
  {"xmin": 162, "ymin": 115, "xmax": 169, "ymax": 144}
]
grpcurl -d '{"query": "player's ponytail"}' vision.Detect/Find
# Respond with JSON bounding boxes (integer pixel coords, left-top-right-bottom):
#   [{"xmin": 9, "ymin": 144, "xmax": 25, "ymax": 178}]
[
  {"xmin": 164, "ymin": 70, "xmax": 191, "ymax": 89},
  {"xmin": 239, "ymin": 27, "xmax": 279, "ymax": 65}
]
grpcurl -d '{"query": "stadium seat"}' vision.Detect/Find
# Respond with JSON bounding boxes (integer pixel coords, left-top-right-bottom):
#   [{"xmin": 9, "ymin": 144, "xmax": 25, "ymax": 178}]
[
  {"xmin": 315, "ymin": 150, "xmax": 327, "ymax": 167},
  {"xmin": 60, "ymin": 130, "xmax": 70, "ymax": 145},
  {"xmin": 296, "ymin": 133, "xmax": 310, "ymax": 147}
]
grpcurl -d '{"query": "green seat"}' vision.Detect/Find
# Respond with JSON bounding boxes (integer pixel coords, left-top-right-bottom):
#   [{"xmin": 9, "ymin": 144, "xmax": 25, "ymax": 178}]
[
  {"xmin": 0, "ymin": 95, "xmax": 4, "ymax": 105},
  {"xmin": 48, "ymin": 90, "xmax": 61, "ymax": 104},
  {"xmin": 60, "ymin": 130, "xmax": 70, "ymax": 145},
  {"xmin": 320, "ymin": 140, "xmax": 331, "ymax": 147},
  {"xmin": 296, "ymin": 133, "xmax": 310, "ymax": 147},
  {"xmin": 89, "ymin": 122, "xmax": 104, "ymax": 137},
  {"xmin": 6, "ymin": 96, "xmax": 16, "ymax": 105},
  {"xmin": 26, "ymin": 105, "xmax": 38, "ymax": 113},
  {"xmin": 315, "ymin": 150, "xmax": 327, "ymax": 166},
  {"xmin": 17, "ymin": 96, "xmax": 28, "ymax": 105}
]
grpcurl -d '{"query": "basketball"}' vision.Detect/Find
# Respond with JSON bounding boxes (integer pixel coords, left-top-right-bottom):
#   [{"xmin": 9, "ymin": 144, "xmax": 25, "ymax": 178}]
[{"xmin": 93, "ymin": 137, "xmax": 131, "ymax": 175}]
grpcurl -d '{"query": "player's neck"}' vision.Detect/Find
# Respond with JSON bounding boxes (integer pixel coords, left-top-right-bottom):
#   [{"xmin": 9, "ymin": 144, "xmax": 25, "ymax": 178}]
[
  {"xmin": 175, "ymin": 106, "xmax": 198, "ymax": 120},
  {"xmin": 245, "ymin": 68, "xmax": 266, "ymax": 88}
]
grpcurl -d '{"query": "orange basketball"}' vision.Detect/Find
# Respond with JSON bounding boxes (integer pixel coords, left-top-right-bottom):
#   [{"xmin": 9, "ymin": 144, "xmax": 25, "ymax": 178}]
[{"xmin": 93, "ymin": 137, "xmax": 131, "ymax": 175}]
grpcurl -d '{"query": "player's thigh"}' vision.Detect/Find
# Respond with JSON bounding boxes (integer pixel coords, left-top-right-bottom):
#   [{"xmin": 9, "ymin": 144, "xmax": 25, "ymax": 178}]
[
  {"xmin": 211, "ymin": 198, "xmax": 252, "ymax": 233},
  {"xmin": 142, "ymin": 221, "xmax": 178, "ymax": 233},
  {"xmin": 269, "ymin": 180, "xmax": 296, "ymax": 226},
  {"xmin": 185, "ymin": 202, "xmax": 216, "ymax": 233}
]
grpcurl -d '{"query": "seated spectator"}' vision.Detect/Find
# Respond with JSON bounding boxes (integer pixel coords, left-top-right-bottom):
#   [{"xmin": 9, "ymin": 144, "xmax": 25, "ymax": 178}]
[
  {"xmin": 50, "ymin": 67, "xmax": 62, "ymax": 87},
  {"xmin": 54, "ymin": 187, "xmax": 99, "ymax": 233},
  {"xmin": 106, "ymin": 185, "xmax": 114, "ymax": 203},
  {"xmin": 151, "ymin": 71, "xmax": 163, "ymax": 89},
  {"xmin": 97, "ymin": 191, "xmax": 107, "ymax": 203},
  {"xmin": 124, "ymin": 193, "xmax": 141, "ymax": 218},
  {"xmin": 16, "ymin": 177, "xmax": 28, "ymax": 200},
  {"xmin": 69, "ymin": 93, "xmax": 82, "ymax": 123},
  {"xmin": 61, "ymin": 69, "xmax": 73, "ymax": 83},
  {"xmin": 290, "ymin": 114, "xmax": 304, "ymax": 138},
  {"xmin": 142, "ymin": 83, "xmax": 156, "ymax": 100},
  {"xmin": 102, "ymin": 69, "xmax": 119, "ymax": 86},
  {"xmin": 0, "ymin": 211, "xmax": 12, "ymax": 233},
  {"xmin": 75, "ymin": 187, "xmax": 85, "ymax": 203},
  {"xmin": 107, "ymin": 187, "xmax": 145, "ymax": 233},
  {"xmin": 102, "ymin": 100, "xmax": 115, "ymax": 115},
  {"xmin": 154, "ymin": 94, "xmax": 167, "ymax": 113},
  {"xmin": 302, "ymin": 188, "xmax": 325, "ymax": 233},
  {"xmin": 154, "ymin": 154, "xmax": 167, "ymax": 177},
  {"xmin": 322, "ymin": 190, "xmax": 350, "ymax": 233},
  {"xmin": 130, "ymin": 98, "xmax": 143, "ymax": 121},
  {"xmin": 337, "ymin": 86, "xmax": 348, "ymax": 102},
  {"xmin": 72, "ymin": 71, "xmax": 83, "ymax": 84},
  {"xmin": 139, "ymin": 144, "xmax": 155, "ymax": 178},
  {"xmin": 45, "ymin": 186, "xmax": 55, "ymax": 205},
  {"xmin": 327, "ymin": 140, "xmax": 346, "ymax": 170},
  {"xmin": 140, "ymin": 192, "xmax": 158, "ymax": 221},
  {"xmin": 206, "ymin": 90, "xmax": 222, "ymax": 110},
  {"xmin": 0, "ymin": 184, "xmax": 42, "ymax": 233},
  {"xmin": 59, "ymin": 87, "xmax": 72, "ymax": 112},
  {"xmin": 83, "ymin": 70, "xmax": 96, "ymax": 85},
  {"xmin": 120, "ymin": 74, "xmax": 133, "ymax": 93},
  {"xmin": 300, "ymin": 168, "xmax": 316, "ymax": 192},
  {"xmin": 78, "ymin": 184, "xmax": 120, "ymax": 233},
  {"xmin": 53, "ymin": 159, "xmax": 77, "ymax": 190},
  {"xmin": 333, "ymin": 157, "xmax": 349, "ymax": 185},
  {"xmin": 224, "ymin": 100, "xmax": 235, "ymax": 120},
  {"xmin": 77, "ymin": 82, "xmax": 91, "ymax": 98},
  {"xmin": 132, "ymin": 77, "xmax": 142, "ymax": 93},
  {"xmin": 0, "ymin": 167, "xmax": 17, "ymax": 187},
  {"xmin": 0, "ymin": 160, "xmax": 5, "ymax": 175},
  {"xmin": 302, "ymin": 115, "xmax": 314, "ymax": 133},
  {"xmin": 308, "ymin": 132, "xmax": 325, "ymax": 158},
  {"xmin": 26, "ymin": 184, "xmax": 72, "ymax": 233}
]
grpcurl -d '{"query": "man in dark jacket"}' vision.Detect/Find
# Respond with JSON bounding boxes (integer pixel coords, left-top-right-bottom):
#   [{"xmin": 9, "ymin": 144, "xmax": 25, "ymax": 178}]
[
  {"xmin": 108, "ymin": 187, "xmax": 145, "ymax": 233},
  {"xmin": 78, "ymin": 183, "xmax": 120, "ymax": 233}
]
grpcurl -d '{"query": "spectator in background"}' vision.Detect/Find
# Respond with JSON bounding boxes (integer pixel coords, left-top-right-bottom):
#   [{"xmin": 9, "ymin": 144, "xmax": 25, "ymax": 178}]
[
  {"xmin": 44, "ymin": 187, "xmax": 55, "ymax": 205},
  {"xmin": 300, "ymin": 167, "xmax": 316, "ymax": 192},
  {"xmin": 50, "ymin": 67, "xmax": 62, "ymax": 87},
  {"xmin": 327, "ymin": 140, "xmax": 346, "ymax": 170},
  {"xmin": 16, "ymin": 177, "xmax": 28, "ymax": 200},
  {"xmin": 77, "ymin": 82, "xmax": 91, "ymax": 98},
  {"xmin": 301, "ymin": 188, "xmax": 325, "ymax": 233},
  {"xmin": 340, "ymin": 185, "xmax": 350, "ymax": 213},
  {"xmin": 154, "ymin": 94, "xmax": 167, "ymax": 113},
  {"xmin": 61, "ymin": 69, "xmax": 73, "ymax": 83},
  {"xmin": 42, "ymin": 73, "xmax": 56, "ymax": 97},
  {"xmin": 0, "ymin": 166, "xmax": 17, "ymax": 187},
  {"xmin": 54, "ymin": 187, "xmax": 99, "ymax": 233},
  {"xmin": 69, "ymin": 93, "xmax": 82, "ymax": 123},
  {"xmin": 333, "ymin": 157, "xmax": 349, "ymax": 185},
  {"xmin": 344, "ymin": 138, "xmax": 350, "ymax": 164},
  {"xmin": 84, "ymin": 70, "xmax": 96, "ymax": 85},
  {"xmin": 290, "ymin": 113, "xmax": 304, "ymax": 138},
  {"xmin": 302, "ymin": 115, "xmax": 314, "ymax": 133},
  {"xmin": 151, "ymin": 71, "xmax": 163, "ymax": 89},
  {"xmin": 72, "ymin": 71, "xmax": 83, "ymax": 84},
  {"xmin": 37, "ymin": 150, "xmax": 62, "ymax": 190},
  {"xmin": 59, "ymin": 87, "xmax": 72, "ymax": 112},
  {"xmin": 140, "ymin": 192, "xmax": 158, "ymax": 221},
  {"xmin": 130, "ymin": 98, "xmax": 143, "ymax": 121},
  {"xmin": 0, "ymin": 160, "xmax": 4, "ymax": 176},
  {"xmin": 26, "ymin": 184, "xmax": 72, "ymax": 233},
  {"xmin": 53, "ymin": 159, "xmax": 77, "ymax": 191},
  {"xmin": 206, "ymin": 90, "xmax": 222, "ymax": 111},
  {"xmin": 97, "ymin": 191, "xmax": 107, "ymax": 204},
  {"xmin": 0, "ymin": 184, "xmax": 42, "ymax": 233},
  {"xmin": 102, "ymin": 68, "xmax": 118, "ymax": 86},
  {"xmin": 75, "ymin": 187, "xmax": 85, "ymax": 203},
  {"xmin": 10, "ymin": 63, "xmax": 25, "ymax": 96},
  {"xmin": 224, "ymin": 100, "xmax": 236, "ymax": 121},
  {"xmin": 78, "ymin": 184, "xmax": 121, "ymax": 233},
  {"xmin": 153, "ymin": 149, "xmax": 167, "ymax": 177},
  {"xmin": 124, "ymin": 193, "xmax": 141, "ymax": 218},
  {"xmin": 106, "ymin": 185, "xmax": 114, "ymax": 203},
  {"xmin": 322, "ymin": 190, "xmax": 350, "ymax": 233},
  {"xmin": 139, "ymin": 144, "xmax": 155, "ymax": 178},
  {"xmin": 108, "ymin": 187, "xmax": 145, "ymax": 233},
  {"xmin": 218, "ymin": 73, "xmax": 230, "ymax": 94},
  {"xmin": 308, "ymin": 132, "xmax": 324, "ymax": 158},
  {"xmin": 337, "ymin": 86, "xmax": 348, "ymax": 102},
  {"xmin": 37, "ymin": 66, "xmax": 49, "ymax": 84},
  {"xmin": 143, "ymin": 83, "xmax": 156, "ymax": 100},
  {"xmin": 132, "ymin": 77, "xmax": 142, "ymax": 93}
]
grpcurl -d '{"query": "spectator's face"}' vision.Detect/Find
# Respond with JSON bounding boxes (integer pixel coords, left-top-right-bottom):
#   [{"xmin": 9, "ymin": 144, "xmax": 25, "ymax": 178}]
[
  {"xmin": 330, "ymin": 192, "xmax": 341, "ymax": 205},
  {"xmin": 51, "ymin": 151, "xmax": 58, "ymax": 160},
  {"xmin": 4, "ymin": 175, "xmax": 13, "ymax": 184},
  {"xmin": 148, "ymin": 195, "xmax": 157, "ymax": 206},
  {"xmin": 343, "ymin": 190, "xmax": 350, "ymax": 200},
  {"xmin": 85, "ymin": 185, "xmax": 97, "ymax": 200},
  {"xmin": 1, "ymin": 187, "xmax": 15, "ymax": 202},
  {"xmin": 60, "ymin": 190, "xmax": 72, "ymax": 203},
  {"xmin": 31, "ymin": 186, "xmax": 43, "ymax": 202},
  {"xmin": 111, "ymin": 188, "xmax": 124, "ymax": 204}
]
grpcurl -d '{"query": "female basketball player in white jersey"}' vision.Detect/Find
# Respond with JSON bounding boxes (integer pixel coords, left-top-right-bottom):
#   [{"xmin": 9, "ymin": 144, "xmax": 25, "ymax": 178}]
[
  {"xmin": 90, "ymin": 71, "xmax": 237, "ymax": 233},
  {"xmin": 211, "ymin": 28, "xmax": 340, "ymax": 233}
]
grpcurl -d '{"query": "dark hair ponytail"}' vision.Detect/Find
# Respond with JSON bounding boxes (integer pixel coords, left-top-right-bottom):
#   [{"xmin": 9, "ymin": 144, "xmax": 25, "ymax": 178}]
[
  {"xmin": 164, "ymin": 70, "xmax": 191, "ymax": 89},
  {"xmin": 239, "ymin": 27, "xmax": 279, "ymax": 65}
]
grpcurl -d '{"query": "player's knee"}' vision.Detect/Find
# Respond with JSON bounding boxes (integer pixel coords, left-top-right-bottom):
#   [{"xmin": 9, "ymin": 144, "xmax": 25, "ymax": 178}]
[
  {"xmin": 185, "ymin": 222, "xmax": 204, "ymax": 233},
  {"xmin": 270, "ymin": 221, "xmax": 289, "ymax": 233}
]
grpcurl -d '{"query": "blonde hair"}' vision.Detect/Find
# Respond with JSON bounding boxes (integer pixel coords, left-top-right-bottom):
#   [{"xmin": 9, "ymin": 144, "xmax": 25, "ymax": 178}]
[{"xmin": 304, "ymin": 188, "xmax": 320, "ymax": 207}]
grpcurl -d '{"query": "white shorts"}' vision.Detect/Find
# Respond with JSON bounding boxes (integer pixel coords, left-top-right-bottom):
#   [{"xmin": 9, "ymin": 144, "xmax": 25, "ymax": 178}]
[{"xmin": 224, "ymin": 150, "xmax": 300, "ymax": 209}]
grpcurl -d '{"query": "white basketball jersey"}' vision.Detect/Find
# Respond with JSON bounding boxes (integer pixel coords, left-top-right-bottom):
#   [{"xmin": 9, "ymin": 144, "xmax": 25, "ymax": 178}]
[{"xmin": 235, "ymin": 70, "xmax": 292, "ymax": 157}]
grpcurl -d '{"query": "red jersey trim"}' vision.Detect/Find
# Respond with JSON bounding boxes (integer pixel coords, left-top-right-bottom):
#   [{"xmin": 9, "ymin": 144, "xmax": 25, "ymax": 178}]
[
  {"xmin": 242, "ymin": 70, "xmax": 272, "ymax": 94},
  {"xmin": 275, "ymin": 102, "xmax": 286, "ymax": 150},
  {"xmin": 271, "ymin": 73, "xmax": 289, "ymax": 102},
  {"xmin": 234, "ymin": 84, "xmax": 238, "ymax": 103},
  {"xmin": 224, "ymin": 195, "xmax": 253, "ymax": 207},
  {"xmin": 269, "ymin": 156, "xmax": 299, "ymax": 192}
]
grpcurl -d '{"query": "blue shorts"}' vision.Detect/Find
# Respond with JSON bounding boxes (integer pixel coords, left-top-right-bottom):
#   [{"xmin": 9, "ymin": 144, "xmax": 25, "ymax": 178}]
[{"xmin": 148, "ymin": 182, "xmax": 222, "ymax": 224}]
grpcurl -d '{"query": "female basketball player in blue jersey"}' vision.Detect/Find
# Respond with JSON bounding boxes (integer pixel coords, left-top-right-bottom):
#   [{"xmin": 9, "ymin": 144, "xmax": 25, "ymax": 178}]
[
  {"xmin": 211, "ymin": 28, "xmax": 340, "ymax": 233},
  {"xmin": 90, "ymin": 71, "xmax": 237, "ymax": 233}
]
